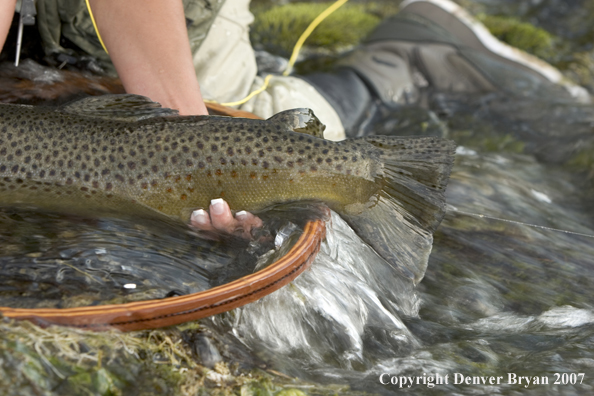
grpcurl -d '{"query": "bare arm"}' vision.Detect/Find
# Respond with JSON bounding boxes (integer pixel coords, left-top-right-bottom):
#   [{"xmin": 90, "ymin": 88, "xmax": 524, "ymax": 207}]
[
  {"xmin": 0, "ymin": 0, "xmax": 17, "ymax": 53},
  {"xmin": 88, "ymin": 0, "xmax": 208, "ymax": 116}
]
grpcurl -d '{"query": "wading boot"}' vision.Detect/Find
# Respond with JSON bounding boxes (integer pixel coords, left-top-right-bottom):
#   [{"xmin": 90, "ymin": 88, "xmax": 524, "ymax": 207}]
[{"xmin": 302, "ymin": 0, "xmax": 589, "ymax": 137}]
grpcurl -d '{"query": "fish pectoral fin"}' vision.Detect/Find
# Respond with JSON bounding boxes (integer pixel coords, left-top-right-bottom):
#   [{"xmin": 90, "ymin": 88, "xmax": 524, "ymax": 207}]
[
  {"xmin": 267, "ymin": 108, "xmax": 326, "ymax": 138},
  {"xmin": 59, "ymin": 94, "xmax": 179, "ymax": 121}
]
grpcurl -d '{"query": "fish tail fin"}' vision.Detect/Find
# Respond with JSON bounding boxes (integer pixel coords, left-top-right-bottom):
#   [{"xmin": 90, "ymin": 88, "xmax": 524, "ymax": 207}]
[{"xmin": 344, "ymin": 136, "xmax": 456, "ymax": 284}]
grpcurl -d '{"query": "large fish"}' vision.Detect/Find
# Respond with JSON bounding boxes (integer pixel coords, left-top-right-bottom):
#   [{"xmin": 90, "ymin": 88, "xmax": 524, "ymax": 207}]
[{"xmin": 0, "ymin": 95, "xmax": 455, "ymax": 282}]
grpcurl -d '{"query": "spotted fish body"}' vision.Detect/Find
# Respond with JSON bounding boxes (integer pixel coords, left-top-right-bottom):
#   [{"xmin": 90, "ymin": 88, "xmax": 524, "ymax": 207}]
[{"xmin": 0, "ymin": 95, "xmax": 455, "ymax": 282}]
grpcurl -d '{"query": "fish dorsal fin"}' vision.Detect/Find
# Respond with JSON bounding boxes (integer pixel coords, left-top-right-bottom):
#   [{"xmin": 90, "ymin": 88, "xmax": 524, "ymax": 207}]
[
  {"xmin": 267, "ymin": 108, "xmax": 326, "ymax": 138},
  {"xmin": 59, "ymin": 94, "xmax": 179, "ymax": 121}
]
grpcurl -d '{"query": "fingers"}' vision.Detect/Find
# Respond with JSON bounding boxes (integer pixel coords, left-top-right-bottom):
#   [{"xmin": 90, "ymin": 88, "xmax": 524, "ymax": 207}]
[
  {"xmin": 209, "ymin": 198, "xmax": 236, "ymax": 233},
  {"xmin": 190, "ymin": 198, "xmax": 262, "ymax": 239},
  {"xmin": 190, "ymin": 208, "xmax": 214, "ymax": 232},
  {"xmin": 235, "ymin": 210, "xmax": 264, "ymax": 239}
]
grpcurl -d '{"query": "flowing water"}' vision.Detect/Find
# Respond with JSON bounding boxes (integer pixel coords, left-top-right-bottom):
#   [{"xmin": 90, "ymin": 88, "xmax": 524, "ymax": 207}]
[{"xmin": 202, "ymin": 131, "xmax": 594, "ymax": 395}]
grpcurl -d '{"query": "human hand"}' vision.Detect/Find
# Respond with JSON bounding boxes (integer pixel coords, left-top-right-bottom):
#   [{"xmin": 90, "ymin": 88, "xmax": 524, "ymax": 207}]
[{"xmin": 190, "ymin": 198, "xmax": 263, "ymax": 239}]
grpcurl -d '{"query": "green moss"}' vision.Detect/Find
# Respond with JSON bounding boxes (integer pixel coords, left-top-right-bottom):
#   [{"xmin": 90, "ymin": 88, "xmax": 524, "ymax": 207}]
[
  {"xmin": 567, "ymin": 142, "xmax": 594, "ymax": 173},
  {"xmin": 251, "ymin": 3, "xmax": 381, "ymax": 58},
  {"xmin": 477, "ymin": 14, "xmax": 556, "ymax": 61},
  {"xmin": 276, "ymin": 389, "xmax": 308, "ymax": 396},
  {"xmin": 0, "ymin": 319, "xmax": 369, "ymax": 396}
]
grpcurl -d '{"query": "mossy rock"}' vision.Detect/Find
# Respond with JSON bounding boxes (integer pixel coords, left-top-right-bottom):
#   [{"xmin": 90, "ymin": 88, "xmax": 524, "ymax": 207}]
[
  {"xmin": 477, "ymin": 14, "xmax": 557, "ymax": 61},
  {"xmin": 251, "ymin": 3, "xmax": 381, "ymax": 58}
]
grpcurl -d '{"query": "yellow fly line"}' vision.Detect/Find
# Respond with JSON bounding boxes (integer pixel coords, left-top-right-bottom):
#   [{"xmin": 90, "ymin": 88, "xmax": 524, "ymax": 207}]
[
  {"xmin": 86, "ymin": 0, "xmax": 349, "ymax": 107},
  {"xmin": 85, "ymin": 0, "xmax": 109, "ymax": 54},
  {"xmin": 215, "ymin": 0, "xmax": 349, "ymax": 107}
]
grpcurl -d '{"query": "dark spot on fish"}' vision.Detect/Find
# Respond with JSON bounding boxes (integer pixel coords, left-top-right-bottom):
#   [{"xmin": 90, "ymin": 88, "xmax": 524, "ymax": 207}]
[
  {"xmin": 106, "ymin": 183, "xmax": 113, "ymax": 191},
  {"xmin": 206, "ymin": 156, "xmax": 212, "ymax": 163},
  {"xmin": 198, "ymin": 162, "xmax": 205, "ymax": 169},
  {"xmin": 115, "ymin": 175, "xmax": 124, "ymax": 182},
  {"xmin": 310, "ymin": 166, "xmax": 317, "ymax": 172},
  {"xmin": 102, "ymin": 169, "xmax": 110, "ymax": 176},
  {"xmin": 245, "ymin": 147, "xmax": 252, "ymax": 154},
  {"xmin": 211, "ymin": 144, "xmax": 218, "ymax": 152},
  {"xmin": 151, "ymin": 165, "xmax": 158, "ymax": 173},
  {"xmin": 227, "ymin": 147, "xmax": 234, "ymax": 156}
]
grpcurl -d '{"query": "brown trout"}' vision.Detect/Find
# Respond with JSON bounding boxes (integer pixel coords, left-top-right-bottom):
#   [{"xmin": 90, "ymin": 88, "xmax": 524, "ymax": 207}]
[{"xmin": 0, "ymin": 95, "xmax": 455, "ymax": 282}]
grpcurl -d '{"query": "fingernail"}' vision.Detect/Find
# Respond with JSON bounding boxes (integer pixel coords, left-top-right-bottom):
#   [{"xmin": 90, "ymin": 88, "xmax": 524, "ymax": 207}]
[
  {"xmin": 235, "ymin": 210, "xmax": 247, "ymax": 220},
  {"xmin": 210, "ymin": 198, "xmax": 226, "ymax": 215},
  {"xmin": 191, "ymin": 209, "xmax": 209, "ymax": 225}
]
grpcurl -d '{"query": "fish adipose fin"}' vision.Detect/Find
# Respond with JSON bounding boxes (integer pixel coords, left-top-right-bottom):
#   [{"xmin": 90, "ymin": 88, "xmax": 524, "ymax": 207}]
[
  {"xmin": 267, "ymin": 108, "xmax": 326, "ymax": 138},
  {"xmin": 59, "ymin": 94, "xmax": 180, "ymax": 121},
  {"xmin": 344, "ymin": 136, "xmax": 456, "ymax": 284}
]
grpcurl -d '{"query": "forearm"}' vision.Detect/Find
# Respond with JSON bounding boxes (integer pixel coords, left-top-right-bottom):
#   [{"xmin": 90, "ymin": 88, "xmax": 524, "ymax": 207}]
[
  {"xmin": 88, "ymin": 0, "xmax": 208, "ymax": 115},
  {"xmin": 0, "ymin": 0, "xmax": 17, "ymax": 53}
]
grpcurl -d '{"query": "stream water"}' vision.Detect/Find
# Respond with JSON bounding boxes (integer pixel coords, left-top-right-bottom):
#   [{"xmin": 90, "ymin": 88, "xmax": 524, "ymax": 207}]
[{"xmin": 202, "ymin": 95, "xmax": 594, "ymax": 394}]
